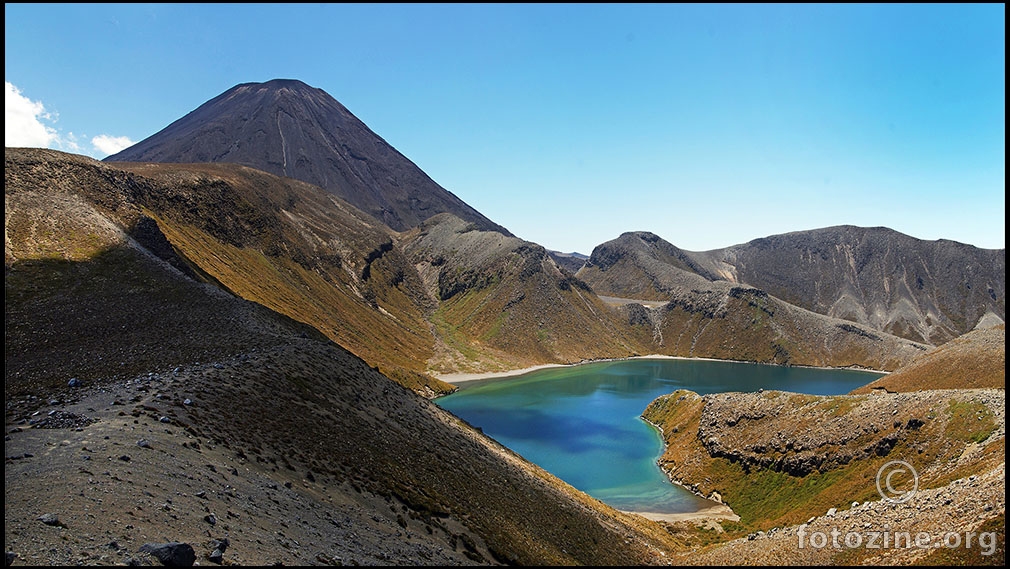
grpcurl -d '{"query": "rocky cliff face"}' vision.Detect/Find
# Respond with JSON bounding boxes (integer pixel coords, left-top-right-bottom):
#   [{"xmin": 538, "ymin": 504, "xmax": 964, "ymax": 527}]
[
  {"xmin": 105, "ymin": 79, "xmax": 509, "ymax": 235},
  {"xmin": 581, "ymin": 228, "xmax": 1005, "ymax": 347},
  {"xmin": 644, "ymin": 386, "xmax": 1004, "ymax": 565},
  {"xmin": 690, "ymin": 226, "xmax": 1006, "ymax": 345},
  {"xmin": 580, "ymin": 232, "xmax": 929, "ymax": 371}
]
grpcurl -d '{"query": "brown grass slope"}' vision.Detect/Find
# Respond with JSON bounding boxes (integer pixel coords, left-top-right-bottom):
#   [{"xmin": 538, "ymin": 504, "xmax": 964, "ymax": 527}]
[
  {"xmin": 640, "ymin": 329, "xmax": 1006, "ymax": 564},
  {"xmin": 581, "ymin": 233, "xmax": 928, "ymax": 371},
  {"xmin": 8, "ymin": 147, "xmax": 450, "ymax": 395},
  {"xmin": 402, "ymin": 214, "xmax": 644, "ymax": 374},
  {"xmin": 5, "ymin": 151, "xmax": 686, "ymax": 565},
  {"xmin": 851, "ymin": 325, "xmax": 1005, "ymax": 393}
]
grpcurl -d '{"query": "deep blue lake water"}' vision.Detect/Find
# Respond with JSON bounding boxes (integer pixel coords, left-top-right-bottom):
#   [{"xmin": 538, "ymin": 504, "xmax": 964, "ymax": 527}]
[{"xmin": 435, "ymin": 358, "xmax": 883, "ymax": 515}]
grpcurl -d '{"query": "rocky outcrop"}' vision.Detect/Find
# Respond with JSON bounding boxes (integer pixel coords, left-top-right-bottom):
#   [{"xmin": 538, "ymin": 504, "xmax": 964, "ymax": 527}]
[
  {"xmin": 402, "ymin": 213, "xmax": 639, "ymax": 373},
  {"xmin": 643, "ymin": 384, "xmax": 1004, "ymax": 535}
]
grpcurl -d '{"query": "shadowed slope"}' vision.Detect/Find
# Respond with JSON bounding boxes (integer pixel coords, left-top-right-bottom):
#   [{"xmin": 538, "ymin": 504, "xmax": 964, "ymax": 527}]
[
  {"xmin": 105, "ymin": 79, "xmax": 509, "ymax": 235},
  {"xmin": 9, "ymin": 148, "xmax": 446, "ymax": 394}
]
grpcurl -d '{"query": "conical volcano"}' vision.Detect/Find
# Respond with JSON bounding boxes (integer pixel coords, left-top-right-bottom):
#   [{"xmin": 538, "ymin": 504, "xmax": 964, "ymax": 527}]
[{"xmin": 105, "ymin": 79, "xmax": 510, "ymax": 234}]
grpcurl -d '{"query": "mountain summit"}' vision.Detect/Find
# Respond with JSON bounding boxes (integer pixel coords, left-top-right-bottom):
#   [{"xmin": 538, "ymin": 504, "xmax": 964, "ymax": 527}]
[{"xmin": 105, "ymin": 79, "xmax": 509, "ymax": 234}]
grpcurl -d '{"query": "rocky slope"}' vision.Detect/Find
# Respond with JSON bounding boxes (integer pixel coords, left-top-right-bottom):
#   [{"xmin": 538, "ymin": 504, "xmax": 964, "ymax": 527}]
[
  {"xmin": 9, "ymin": 149, "xmax": 683, "ymax": 392},
  {"xmin": 105, "ymin": 79, "xmax": 509, "ymax": 235},
  {"xmin": 6, "ymin": 150, "xmax": 688, "ymax": 565},
  {"xmin": 580, "ymin": 232, "xmax": 929, "ymax": 371},
  {"xmin": 696, "ymin": 226, "xmax": 1005, "ymax": 345},
  {"xmin": 581, "ymin": 228, "xmax": 1006, "ymax": 346},
  {"xmin": 7, "ymin": 147, "xmax": 449, "ymax": 395},
  {"xmin": 401, "ymin": 214, "xmax": 641, "ymax": 374}
]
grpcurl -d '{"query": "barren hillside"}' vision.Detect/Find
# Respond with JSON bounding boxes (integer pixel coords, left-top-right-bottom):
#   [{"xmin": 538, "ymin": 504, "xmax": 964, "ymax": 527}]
[{"xmin": 6, "ymin": 147, "xmax": 688, "ymax": 565}]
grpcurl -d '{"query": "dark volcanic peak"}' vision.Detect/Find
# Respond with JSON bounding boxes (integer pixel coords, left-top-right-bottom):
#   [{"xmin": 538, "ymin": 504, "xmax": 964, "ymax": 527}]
[{"xmin": 106, "ymin": 79, "xmax": 510, "ymax": 236}]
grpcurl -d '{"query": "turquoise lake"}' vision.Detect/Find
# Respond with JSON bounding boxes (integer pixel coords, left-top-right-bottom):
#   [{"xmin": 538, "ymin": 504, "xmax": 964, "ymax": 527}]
[{"xmin": 435, "ymin": 358, "xmax": 883, "ymax": 515}]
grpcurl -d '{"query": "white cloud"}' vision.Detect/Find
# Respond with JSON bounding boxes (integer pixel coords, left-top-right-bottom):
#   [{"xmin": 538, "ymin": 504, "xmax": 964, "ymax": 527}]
[
  {"xmin": 5, "ymin": 81, "xmax": 59, "ymax": 148},
  {"xmin": 92, "ymin": 134, "xmax": 135, "ymax": 156},
  {"xmin": 5, "ymin": 81, "xmax": 130, "ymax": 158}
]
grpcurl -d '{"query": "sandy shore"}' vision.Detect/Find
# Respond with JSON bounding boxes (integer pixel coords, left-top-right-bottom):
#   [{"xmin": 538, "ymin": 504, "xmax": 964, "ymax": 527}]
[
  {"xmin": 435, "ymin": 354, "xmax": 887, "ymax": 385},
  {"xmin": 627, "ymin": 504, "xmax": 741, "ymax": 523},
  {"xmin": 436, "ymin": 364, "xmax": 570, "ymax": 384}
]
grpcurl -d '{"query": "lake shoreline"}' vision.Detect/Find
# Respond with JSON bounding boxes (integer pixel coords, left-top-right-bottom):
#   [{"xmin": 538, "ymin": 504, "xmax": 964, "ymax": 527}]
[
  {"xmin": 436, "ymin": 355, "xmax": 883, "ymax": 522},
  {"xmin": 436, "ymin": 354, "xmax": 888, "ymax": 385},
  {"xmin": 626, "ymin": 504, "xmax": 740, "ymax": 523}
]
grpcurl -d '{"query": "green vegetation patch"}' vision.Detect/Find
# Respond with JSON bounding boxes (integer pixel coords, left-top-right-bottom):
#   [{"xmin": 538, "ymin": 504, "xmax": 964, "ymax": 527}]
[{"xmin": 945, "ymin": 399, "xmax": 996, "ymax": 444}]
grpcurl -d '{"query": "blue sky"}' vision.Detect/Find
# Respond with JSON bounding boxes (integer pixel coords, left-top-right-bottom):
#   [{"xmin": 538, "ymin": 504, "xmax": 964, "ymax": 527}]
[{"xmin": 5, "ymin": 3, "xmax": 1005, "ymax": 253}]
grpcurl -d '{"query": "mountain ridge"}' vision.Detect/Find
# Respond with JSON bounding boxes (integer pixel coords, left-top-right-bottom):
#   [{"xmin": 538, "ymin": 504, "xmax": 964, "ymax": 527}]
[{"xmin": 580, "ymin": 228, "xmax": 1005, "ymax": 346}]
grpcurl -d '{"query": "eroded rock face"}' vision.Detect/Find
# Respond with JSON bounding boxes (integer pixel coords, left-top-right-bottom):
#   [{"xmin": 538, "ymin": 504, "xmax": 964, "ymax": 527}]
[
  {"xmin": 581, "ymin": 227, "xmax": 1006, "ymax": 347},
  {"xmin": 694, "ymin": 389, "xmax": 1004, "ymax": 477},
  {"xmin": 697, "ymin": 226, "xmax": 1005, "ymax": 345}
]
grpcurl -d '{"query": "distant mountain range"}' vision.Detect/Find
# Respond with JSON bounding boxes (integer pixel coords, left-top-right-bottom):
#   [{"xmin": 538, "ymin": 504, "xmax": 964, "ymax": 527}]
[{"xmin": 578, "ymin": 229, "xmax": 1004, "ymax": 345}]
